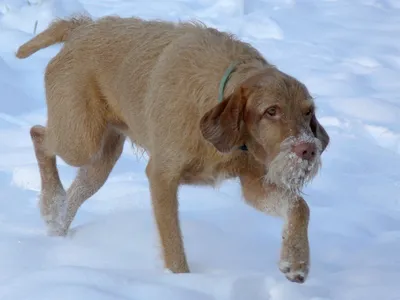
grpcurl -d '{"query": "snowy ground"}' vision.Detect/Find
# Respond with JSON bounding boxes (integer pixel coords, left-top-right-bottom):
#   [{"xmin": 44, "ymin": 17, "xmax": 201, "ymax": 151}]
[{"xmin": 1, "ymin": 0, "xmax": 400, "ymax": 299}]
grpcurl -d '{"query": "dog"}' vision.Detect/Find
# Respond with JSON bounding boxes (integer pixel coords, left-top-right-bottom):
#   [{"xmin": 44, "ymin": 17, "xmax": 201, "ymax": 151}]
[{"xmin": 16, "ymin": 15, "xmax": 329, "ymax": 283}]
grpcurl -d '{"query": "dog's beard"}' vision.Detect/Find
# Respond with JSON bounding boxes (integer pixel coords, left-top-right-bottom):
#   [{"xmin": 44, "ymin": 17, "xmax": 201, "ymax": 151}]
[{"xmin": 264, "ymin": 132, "xmax": 322, "ymax": 195}]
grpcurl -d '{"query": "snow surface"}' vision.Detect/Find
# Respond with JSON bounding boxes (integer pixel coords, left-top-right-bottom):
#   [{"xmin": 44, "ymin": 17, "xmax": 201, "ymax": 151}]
[{"xmin": 1, "ymin": 0, "xmax": 400, "ymax": 299}]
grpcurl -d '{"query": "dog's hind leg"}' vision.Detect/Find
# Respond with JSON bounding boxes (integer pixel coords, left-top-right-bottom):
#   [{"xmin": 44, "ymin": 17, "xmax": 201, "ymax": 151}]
[
  {"xmin": 30, "ymin": 125, "xmax": 67, "ymax": 235},
  {"xmin": 30, "ymin": 125, "xmax": 125, "ymax": 236},
  {"xmin": 61, "ymin": 126, "xmax": 125, "ymax": 233}
]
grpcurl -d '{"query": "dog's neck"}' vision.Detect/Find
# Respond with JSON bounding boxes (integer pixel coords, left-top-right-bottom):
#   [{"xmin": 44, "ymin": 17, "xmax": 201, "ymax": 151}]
[
  {"xmin": 224, "ymin": 58, "xmax": 269, "ymax": 87},
  {"xmin": 218, "ymin": 58, "xmax": 268, "ymax": 152}
]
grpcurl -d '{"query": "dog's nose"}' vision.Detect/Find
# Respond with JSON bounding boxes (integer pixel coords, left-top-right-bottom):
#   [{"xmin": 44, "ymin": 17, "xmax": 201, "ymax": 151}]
[{"xmin": 293, "ymin": 142, "xmax": 316, "ymax": 160}]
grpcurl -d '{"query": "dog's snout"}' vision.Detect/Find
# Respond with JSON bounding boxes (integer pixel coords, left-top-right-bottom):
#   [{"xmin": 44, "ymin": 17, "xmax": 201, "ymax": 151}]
[{"xmin": 292, "ymin": 142, "xmax": 316, "ymax": 160}]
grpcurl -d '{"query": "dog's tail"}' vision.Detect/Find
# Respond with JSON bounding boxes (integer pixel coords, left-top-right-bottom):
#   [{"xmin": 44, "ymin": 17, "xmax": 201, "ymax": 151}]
[{"xmin": 16, "ymin": 15, "xmax": 92, "ymax": 59}]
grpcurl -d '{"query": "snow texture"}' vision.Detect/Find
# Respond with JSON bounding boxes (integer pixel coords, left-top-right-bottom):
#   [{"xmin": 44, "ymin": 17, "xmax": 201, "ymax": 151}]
[{"xmin": 1, "ymin": 0, "xmax": 400, "ymax": 299}]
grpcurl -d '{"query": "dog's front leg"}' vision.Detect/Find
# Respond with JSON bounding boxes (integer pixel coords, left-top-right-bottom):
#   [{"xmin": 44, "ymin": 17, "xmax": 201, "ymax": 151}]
[
  {"xmin": 240, "ymin": 173, "xmax": 310, "ymax": 283},
  {"xmin": 146, "ymin": 160, "xmax": 190, "ymax": 273}
]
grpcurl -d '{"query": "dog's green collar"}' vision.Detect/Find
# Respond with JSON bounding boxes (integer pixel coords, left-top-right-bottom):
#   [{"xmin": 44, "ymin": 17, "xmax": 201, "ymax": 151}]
[
  {"xmin": 218, "ymin": 62, "xmax": 248, "ymax": 152},
  {"xmin": 218, "ymin": 62, "xmax": 237, "ymax": 103}
]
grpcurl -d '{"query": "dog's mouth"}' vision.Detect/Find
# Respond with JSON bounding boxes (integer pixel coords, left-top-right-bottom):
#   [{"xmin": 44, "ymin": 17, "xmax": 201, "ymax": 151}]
[{"xmin": 264, "ymin": 134, "xmax": 322, "ymax": 194}]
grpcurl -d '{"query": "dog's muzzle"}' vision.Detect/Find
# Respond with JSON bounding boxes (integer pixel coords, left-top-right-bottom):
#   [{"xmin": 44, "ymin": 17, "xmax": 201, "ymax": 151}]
[{"xmin": 264, "ymin": 132, "xmax": 322, "ymax": 194}]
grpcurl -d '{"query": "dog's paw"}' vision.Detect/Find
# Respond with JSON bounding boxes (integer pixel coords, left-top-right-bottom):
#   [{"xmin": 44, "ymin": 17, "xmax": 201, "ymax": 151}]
[
  {"xmin": 279, "ymin": 237, "xmax": 310, "ymax": 283},
  {"xmin": 164, "ymin": 259, "xmax": 190, "ymax": 274},
  {"xmin": 166, "ymin": 265, "xmax": 190, "ymax": 274},
  {"xmin": 39, "ymin": 189, "xmax": 68, "ymax": 237},
  {"xmin": 44, "ymin": 219, "xmax": 68, "ymax": 237},
  {"xmin": 42, "ymin": 214, "xmax": 68, "ymax": 237},
  {"xmin": 46, "ymin": 224, "xmax": 68, "ymax": 237},
  {"xmin": 279, "ymin": 259, "xmax": 308, "ymax": 283}
]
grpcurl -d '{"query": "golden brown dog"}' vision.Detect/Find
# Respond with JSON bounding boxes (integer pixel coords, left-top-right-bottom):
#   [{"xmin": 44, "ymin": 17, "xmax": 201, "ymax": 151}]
[{"xmin": 16, "ymin": 15, "xmax": 329, "ymax": 283}]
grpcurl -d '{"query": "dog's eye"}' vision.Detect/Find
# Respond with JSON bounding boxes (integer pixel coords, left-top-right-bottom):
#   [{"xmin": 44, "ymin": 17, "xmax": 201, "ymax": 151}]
[
  {"xmin": 265, "ymin": 105, "xmax": 280, "ymax": 118},
  {"xmin": 305, "ymin": 108, "xmax": 313, "ymax": 116}
]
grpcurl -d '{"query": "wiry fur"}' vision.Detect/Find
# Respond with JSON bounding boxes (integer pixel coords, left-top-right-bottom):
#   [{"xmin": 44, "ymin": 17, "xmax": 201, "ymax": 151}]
[{"xmin": 16, "ymin": 15, "xmax": 330, "ymax": 284}]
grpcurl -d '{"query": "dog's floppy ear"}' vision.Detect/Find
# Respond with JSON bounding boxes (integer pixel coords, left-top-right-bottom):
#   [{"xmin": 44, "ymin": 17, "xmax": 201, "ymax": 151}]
[
  {"xmin": 310, "ymin": 114, "xmax": 329, "ymax": 153},
  {"xmin": 200, "ymin": 87, "xmax": 248, "ymax": 153}
]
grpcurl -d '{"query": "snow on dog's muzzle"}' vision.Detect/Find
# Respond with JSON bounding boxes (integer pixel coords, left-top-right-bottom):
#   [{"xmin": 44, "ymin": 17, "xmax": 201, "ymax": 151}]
[{"xmin": 264, "ymin": 132, "xmax": 322, "ymax": 194}]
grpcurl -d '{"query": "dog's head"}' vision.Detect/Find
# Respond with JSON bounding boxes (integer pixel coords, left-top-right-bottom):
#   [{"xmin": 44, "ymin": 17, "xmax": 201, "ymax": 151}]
[{"xmin": 200, "ymin": 67, "xmax": 329, "ymax": 194}]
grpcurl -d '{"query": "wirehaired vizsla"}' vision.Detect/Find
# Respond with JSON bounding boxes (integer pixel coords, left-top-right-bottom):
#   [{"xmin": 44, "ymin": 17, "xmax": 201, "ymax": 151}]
[{"xmin": 16, "ymin": 15, "xmax": 329, "ymax": 283}]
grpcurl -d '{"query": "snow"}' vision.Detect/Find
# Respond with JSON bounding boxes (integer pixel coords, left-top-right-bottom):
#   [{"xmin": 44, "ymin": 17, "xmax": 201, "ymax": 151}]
[{"xmin": 1, "ymin": 0, "xmax": 400, "ymax": 299}]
